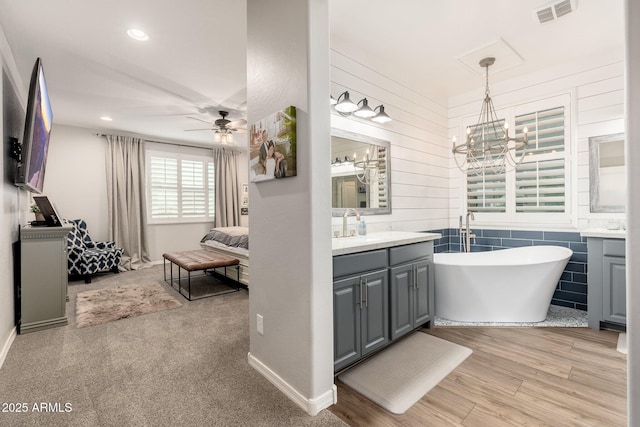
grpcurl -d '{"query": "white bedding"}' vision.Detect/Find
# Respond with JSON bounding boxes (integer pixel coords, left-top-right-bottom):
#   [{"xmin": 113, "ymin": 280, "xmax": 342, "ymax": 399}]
[{"xmin": 199, "ymin": 226, "xmax": 250, "ymax": 286}]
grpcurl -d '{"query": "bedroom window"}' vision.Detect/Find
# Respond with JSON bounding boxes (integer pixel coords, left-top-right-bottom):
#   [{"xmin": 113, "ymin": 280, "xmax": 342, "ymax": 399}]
[
  {"xmin": 463, "ymin": 93, "xmax": 571, "ymax": 226},
  {"xmin": 146, "ymin": 147, "xmax": 215, "ymax": 223}
]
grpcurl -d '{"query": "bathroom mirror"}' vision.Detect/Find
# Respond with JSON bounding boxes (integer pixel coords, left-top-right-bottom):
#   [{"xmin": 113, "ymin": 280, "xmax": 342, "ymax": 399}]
[
  {"xmin": 331, "ymin": 129, "xmax": 391, "ymax": 216},
  {"xmin": 589, "ymin": 133, "xmax": 625, "ymax": 213}
]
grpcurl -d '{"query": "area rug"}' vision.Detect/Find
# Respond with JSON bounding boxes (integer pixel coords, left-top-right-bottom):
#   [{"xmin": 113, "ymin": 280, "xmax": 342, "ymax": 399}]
[
  {"xmin": 75, "ymin": 283, "xmax": 182, "ymax": 328},
  {"xmin": 338, "ymin": 331, "xmax": 472, "ymax": 415}
]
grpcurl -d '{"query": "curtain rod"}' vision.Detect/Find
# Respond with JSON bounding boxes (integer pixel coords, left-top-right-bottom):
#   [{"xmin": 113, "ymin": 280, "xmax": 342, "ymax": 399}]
[{"xmin": 94, "ymin": 132, "xmax": 235, "ymax": 151}]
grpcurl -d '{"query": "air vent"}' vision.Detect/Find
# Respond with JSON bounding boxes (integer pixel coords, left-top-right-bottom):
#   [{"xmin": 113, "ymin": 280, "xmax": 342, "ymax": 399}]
[{"xmin": 534, "ymin": 0, "xmax": 576, "ymax": 24}]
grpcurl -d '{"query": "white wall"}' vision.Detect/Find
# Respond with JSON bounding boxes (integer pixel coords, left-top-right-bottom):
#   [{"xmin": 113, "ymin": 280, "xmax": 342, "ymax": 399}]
[
  {"xmin": 45, "ymin": 124, "xmax": 249, "ymax": 261},
  {"xmin": 247, "ymin": 0, "xmax": 334, "ymax": 415},
  {"xmin": 448, "ymin": 51, "xmax": 625, "ymax": 231},
  {"xmin": 330, "ymin": 50, "xmax": 450, "ymax": 232}
]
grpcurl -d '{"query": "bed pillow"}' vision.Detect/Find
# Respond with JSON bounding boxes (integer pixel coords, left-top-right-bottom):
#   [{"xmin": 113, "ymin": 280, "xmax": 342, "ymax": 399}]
[{"xmin": 200, "ymin": 227, "xmax": 249, "ymax": 249}]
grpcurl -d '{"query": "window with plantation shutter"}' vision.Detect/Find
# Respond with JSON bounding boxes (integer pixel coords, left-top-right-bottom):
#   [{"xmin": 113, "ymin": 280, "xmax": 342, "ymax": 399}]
[
  {"xmin": 515, "ymin": 105, "xmax": 566, "ymax": 213},
  {"xmin": 147, "ymin": 148, "xmax": 215, "ymax": 223},
  {"xmin": 462, "ymin": 94, "xmax": 571, "ymax": 225}
]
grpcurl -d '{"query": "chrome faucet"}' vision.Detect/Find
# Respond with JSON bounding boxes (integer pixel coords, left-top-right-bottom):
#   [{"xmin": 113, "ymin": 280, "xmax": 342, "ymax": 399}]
[
  {"xmin": 343, "ymin": 208, "xmax": 360, "ymax": 237},
  {"xmin": 459, "ymin": 211, "xmax": 475, "ymax": 252}
]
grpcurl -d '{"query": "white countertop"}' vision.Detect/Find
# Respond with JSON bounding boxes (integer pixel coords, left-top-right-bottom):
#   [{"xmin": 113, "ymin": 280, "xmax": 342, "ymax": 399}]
[
  {"xmin": 332, "ymin": 231, "xmax": 441, "ymax": 256},
  {"xmin": 580, "ymin": 228, "xmax": 626, "ymax": 239}
]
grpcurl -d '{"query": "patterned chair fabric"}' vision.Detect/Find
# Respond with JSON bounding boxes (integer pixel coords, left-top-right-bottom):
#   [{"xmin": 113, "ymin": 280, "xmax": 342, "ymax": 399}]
[{"xmin": 67, "ymin": 219, "xmax": 123, "ymax": 283}]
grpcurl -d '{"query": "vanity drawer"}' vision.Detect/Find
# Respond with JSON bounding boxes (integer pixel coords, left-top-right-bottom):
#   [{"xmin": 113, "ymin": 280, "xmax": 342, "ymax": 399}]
[
  {"xmin": 603, "ymin": 239, "xmax": 625, "ymax": 257},
  {"xmin": 333, "ymin": 249, "xmax": 387, "ymax": 278},
  {"xmin": 389, "ymin": 242, "xmax": 433, "ymax": 266}
]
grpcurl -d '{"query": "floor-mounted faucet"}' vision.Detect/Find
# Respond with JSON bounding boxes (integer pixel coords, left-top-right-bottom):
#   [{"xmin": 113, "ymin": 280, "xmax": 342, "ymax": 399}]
[{"xmin": 459, "ymin": 211, "xmax": 475, "ymax": 252}]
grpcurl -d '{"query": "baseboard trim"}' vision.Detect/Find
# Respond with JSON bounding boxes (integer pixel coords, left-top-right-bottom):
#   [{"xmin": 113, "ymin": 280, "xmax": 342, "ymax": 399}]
[
  {"xmin": 248, "ymin": 352, "xmax": 337, "ymax": 416},
  {"xmin": 0, "ymin": 327, "xmax": 17, "ymax": 370}
]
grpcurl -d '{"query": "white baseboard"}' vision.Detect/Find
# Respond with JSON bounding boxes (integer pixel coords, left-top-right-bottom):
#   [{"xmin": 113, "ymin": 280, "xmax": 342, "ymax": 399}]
[
  {"xmin": 248, "ymin": 352, "xmax": 337, "ymax": 416},
  {"xmin": 0, "ymin": 327, "xmax": 17, "ymax": 370}
]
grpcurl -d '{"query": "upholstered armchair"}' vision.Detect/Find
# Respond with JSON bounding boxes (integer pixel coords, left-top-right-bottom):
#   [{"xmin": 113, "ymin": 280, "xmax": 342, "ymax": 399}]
[{"xmin": 66, "ymin": 219, "xmax": 123, "ymax": 283}]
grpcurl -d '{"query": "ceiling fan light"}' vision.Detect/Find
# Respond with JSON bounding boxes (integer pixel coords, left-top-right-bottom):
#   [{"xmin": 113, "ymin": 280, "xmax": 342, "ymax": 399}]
[
  {"xmin": 371, "ymin": 105, "xmax": 392, "ymax": 123},
  {"xmin": 213, "ymin": 131, "xmax": 222, "ymax": 143},
  {"xmin": 354, "ymin": 98, "xmax": 376, "ymax": 118},
  {"xmin": 335, "ymin": 91, "xmax": 358, "ymax": 113}
]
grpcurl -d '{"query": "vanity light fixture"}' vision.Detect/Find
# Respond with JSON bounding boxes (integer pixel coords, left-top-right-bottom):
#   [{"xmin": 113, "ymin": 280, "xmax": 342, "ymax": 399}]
[
  {"xmin": 334, "ymin": 91, "xmax": 358, "ymax": 113},
  {"xmin": 371, "ymin": 105, "xmax": 392, "ymax": 123},
  {"xmin": 331, "ymin": 91, "xmax": 392, "ymax": 123},
  {"xmin": 452, "ymin": 57, "xmax": 528, "ymax": 175},
  {"xmin": 353, "ymin": 99, "xmax": 376, "ymax": 118},
  {"xmin": 127, "ymin": 28, "xmax": 149, "ymax": 41}
]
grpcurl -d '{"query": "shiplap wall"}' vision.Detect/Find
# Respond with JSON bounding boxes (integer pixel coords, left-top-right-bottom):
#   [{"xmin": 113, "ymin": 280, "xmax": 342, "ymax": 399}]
[
  {"xmin": 330, "ymin": 49, "xmax": 451, "ymax": 232},
  {"xmin": 448, "ymin": 54, "xmax": 625, "ymax": 230}
]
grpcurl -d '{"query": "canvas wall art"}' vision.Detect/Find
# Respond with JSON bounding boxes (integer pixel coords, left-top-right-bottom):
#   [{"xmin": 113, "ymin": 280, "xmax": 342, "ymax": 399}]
[{"xmin": 249, "ymin": 106, "xmax": 296, "ymax": 182}]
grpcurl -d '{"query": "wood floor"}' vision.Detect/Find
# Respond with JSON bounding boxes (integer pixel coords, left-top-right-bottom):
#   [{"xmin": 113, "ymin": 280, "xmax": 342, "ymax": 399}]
[{"xmin": 330, "ymin": 327, "xmax": 627, "ymax": 426}]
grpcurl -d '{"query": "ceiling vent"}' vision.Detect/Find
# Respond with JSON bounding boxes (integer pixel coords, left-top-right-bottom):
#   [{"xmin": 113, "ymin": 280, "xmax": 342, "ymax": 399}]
[{"xmin": 535, "ymin": 0, "xmax": 576, "ymax": 24}]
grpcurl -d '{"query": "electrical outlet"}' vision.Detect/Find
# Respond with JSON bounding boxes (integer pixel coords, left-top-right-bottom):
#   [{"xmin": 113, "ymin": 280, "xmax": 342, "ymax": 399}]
[{"xmin": 257, "ymin": 314, "xmax": 264, "ymax": 335}]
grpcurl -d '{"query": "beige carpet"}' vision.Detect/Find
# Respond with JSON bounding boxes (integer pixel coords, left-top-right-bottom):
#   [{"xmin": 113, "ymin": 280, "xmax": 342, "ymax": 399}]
[
  {"xmin": 338, "ymin": 331, "xmax": 472, "ymax": 415},
  {"xmin": 76, "ymin": 282, "xmax": 182, "ymax": 328}
]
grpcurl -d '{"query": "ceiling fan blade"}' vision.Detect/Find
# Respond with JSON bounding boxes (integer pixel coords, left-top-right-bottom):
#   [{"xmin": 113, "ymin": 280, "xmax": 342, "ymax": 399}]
[
  {"xmin": 227, "ymin": 119, "xmax": 247, "ymax": 128},
  {"xmin": 187, "ymin": 116, "xmax": 215, "ymax": 126},
  {"xmin": 231, "ymin": 128, "xmax": 247, "ymax": 134},
  {"xmin": 185, "ymin": 128, "xmax": 213, "ymax": 132}
]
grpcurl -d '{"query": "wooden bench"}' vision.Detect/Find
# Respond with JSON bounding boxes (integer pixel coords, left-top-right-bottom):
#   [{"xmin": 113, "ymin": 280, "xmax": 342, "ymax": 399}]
[{"xmin": 163, "ymin": 249, "xmax": 241, "ymax": 300}]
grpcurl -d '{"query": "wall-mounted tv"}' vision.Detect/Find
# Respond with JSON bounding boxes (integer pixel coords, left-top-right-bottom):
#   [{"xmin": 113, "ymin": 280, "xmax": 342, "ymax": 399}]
[{"xmin": 15, "ymin": 57, "xmax": 53, "ymax": 193}]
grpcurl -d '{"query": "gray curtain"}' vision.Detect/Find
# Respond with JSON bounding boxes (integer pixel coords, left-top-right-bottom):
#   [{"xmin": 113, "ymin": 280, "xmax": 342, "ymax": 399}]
[
  {"xmin": 213, "ymin": 147, "xmax": 240, "ymax": 227},
  {"xmin": 105, "ymin": 135, "xmax": 152, "ymax": 270}
]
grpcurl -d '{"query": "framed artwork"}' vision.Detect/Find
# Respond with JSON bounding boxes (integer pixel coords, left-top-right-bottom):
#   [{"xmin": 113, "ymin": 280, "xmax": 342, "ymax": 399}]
[{"xmin": 249, "ymin": 106, "xmax": 297, "ymax": 182}]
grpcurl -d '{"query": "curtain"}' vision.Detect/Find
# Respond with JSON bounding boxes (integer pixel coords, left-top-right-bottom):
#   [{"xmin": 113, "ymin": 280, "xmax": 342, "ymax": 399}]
[
  {"xmin": 105, "ymin": 135, "xmax": 152, "ymax": 270},
  {"xmin": 213, "ymin": 147, "xmax": 240, "ymax": 227}
]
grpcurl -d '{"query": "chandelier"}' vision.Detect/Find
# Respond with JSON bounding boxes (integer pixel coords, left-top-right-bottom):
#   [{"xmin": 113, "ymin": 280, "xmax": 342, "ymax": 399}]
[
  {"xmin": 353, "ymin": 148, "xmax": 384, "ymax": 185},
  {"xmin": 452, "ymin": 57, "xmax": 528, "ymax": 175}
]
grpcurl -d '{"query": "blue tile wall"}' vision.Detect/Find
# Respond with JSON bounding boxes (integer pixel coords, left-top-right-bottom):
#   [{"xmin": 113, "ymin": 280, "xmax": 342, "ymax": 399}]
[{"xmin": 424, "ymin": 228, "xmax": 588, "ymax": 311}]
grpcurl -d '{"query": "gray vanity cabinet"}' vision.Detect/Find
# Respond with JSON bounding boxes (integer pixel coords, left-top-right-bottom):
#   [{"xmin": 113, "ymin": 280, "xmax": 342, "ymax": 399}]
[
  {"xmin": 587, "ymin": 237, "xmax": 626, "ymax": 329},
  {"xmin": 389, "ymin": 242, "xmax": 434, "ymax": 340},
  {"xmin": 333, "ymin": 250, "xmax": 389, "ymax": 372}
]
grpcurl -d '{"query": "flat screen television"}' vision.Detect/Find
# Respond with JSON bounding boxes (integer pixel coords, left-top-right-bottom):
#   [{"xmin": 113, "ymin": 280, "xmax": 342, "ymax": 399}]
[{"xmin": 15, "ymin": 57, "xmax": 53, "ymax": 193}]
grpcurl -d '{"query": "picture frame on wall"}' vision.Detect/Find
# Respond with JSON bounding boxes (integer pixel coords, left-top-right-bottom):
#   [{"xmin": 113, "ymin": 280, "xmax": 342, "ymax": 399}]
[{"xmin": 248, "ymin": 106, "xmax": 297, "ymax": 182}]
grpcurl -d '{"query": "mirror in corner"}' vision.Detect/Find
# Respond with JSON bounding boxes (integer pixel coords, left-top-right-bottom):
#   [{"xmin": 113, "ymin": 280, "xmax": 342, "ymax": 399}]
[
  {"xmin": 331, "ymin": 129, "xmax": 391, "ymax": 216},
  {"xmin": 589, "ymin": 133, "xmax": 625, "ymax": 213}
]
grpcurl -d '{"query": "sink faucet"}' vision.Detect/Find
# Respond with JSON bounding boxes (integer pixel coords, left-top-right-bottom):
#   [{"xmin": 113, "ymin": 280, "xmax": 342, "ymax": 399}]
[{"xmin": 343, "ymin": 208, "xmax": 360, "ymax": 237}]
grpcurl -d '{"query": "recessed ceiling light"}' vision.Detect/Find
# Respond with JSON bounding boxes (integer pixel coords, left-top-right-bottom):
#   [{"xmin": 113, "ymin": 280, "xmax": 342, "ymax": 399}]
[
  {"xmin": 100, "ymin": 116, "xmax": 113, "ymax": 122},
  {"xmin": 127, "ymin": 28, "xmax": 149, "ymax": 41}
]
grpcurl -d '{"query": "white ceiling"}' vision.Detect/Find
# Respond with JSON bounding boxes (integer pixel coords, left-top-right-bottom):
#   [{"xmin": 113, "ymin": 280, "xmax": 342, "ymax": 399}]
[{"xmin": 0, "ymin": 0, "xmax": 624, "ymax": 145}]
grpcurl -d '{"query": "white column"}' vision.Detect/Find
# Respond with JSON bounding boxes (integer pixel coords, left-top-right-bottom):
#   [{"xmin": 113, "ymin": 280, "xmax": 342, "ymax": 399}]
[
  {"xmin": 246, "ymin": 0, "xmax": 334, "ymax": 415},
  {"xmin": 626, "ymin": 0, "xmax": 640, "ymax": 423}
]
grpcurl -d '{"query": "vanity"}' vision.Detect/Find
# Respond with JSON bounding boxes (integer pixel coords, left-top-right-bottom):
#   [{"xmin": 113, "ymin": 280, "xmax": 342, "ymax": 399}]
[
  {"xmin": 332, "ymin": 231, "xmax": 440, "ymax": 372},
  {"xmin": 581, "ymin": 228, "xmax": 627, "ymax": 330}
]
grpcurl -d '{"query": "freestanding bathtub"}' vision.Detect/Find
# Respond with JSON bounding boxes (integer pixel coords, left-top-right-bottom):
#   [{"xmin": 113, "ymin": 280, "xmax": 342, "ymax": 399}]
[{"xmin": 434, "ymin": 246, "xmax": 573, "ymax": 323}]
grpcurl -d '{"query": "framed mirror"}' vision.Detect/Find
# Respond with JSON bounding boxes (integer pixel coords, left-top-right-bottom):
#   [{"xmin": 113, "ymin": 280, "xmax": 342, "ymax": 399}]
[
  {"xmin": 589, "ymin": 133, "xmax": 625, "ymax": 213},
  {"xmin": 331, "ymin": 129, "xmax": 391, "ymax": 216}
]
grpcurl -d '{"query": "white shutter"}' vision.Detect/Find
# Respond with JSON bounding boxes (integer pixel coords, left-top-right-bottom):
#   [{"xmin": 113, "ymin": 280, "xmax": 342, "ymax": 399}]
[
  {"xmin": 150, "ymin": 156, "xmax": 179, "ymax": 218},
  {"xmin": 516, "ymin": 106, "xmax": 565, "ymax": 156},
  {"xmin": 516, "ymin": 159, "xmax": 565, "ymax": 212},
  {"xmin": 208, "ymin": 162, "xmax": 215, "ymax": 218},
  {"xmin": 181, "ymin": 160, "xmax": 206, "ymax": 217},
  {"xmin": 467, "ymin": 170, "xmax": 506, "ymax": 213}
]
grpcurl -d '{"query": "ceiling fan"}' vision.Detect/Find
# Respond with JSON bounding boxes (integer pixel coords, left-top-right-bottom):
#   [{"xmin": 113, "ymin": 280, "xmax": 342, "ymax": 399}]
[{"xmin": 186, "ymin": 111, "xmax": 247, "ymax": 144}]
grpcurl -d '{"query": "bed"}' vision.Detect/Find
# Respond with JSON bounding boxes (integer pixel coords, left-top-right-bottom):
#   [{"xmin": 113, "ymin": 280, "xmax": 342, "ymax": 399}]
[{"xmin": 200, "ymin": 226, "xmax": 250, "ymax": 286}]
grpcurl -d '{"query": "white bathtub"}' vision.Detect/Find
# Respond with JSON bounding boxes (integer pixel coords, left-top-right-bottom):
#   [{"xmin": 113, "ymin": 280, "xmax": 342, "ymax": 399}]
[{"xmin": 434, "ymin": 246, "xmax": 573, "ymax": 323}]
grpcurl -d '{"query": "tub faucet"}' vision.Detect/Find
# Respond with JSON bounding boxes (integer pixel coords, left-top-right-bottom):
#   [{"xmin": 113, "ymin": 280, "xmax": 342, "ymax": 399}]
[
  {"xmin": 343, "ymin": 208, "xmax": 360, "ymax": 237},
  {"xmin": 461, "ymin": 211, "xmax": 475, "ymax": 252}
]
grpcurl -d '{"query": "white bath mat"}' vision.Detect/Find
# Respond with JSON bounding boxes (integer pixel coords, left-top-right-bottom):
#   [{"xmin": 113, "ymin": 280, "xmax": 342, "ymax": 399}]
[
  {"xmin": 617, "ymin": 333, "xmax": 627, "ymax": 354},
  {"xmin": 338, "ymin": 331, "xmax": 472, "ymax": 415}
]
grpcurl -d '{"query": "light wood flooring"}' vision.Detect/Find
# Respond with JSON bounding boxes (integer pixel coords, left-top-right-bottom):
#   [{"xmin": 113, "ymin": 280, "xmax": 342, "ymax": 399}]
[{"xmin": 330, "ymin": 327, "xmax": 627, "ymax": 426}]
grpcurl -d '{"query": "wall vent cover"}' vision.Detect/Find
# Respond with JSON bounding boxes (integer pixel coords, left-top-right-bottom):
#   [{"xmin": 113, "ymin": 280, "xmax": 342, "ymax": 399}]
[{"xmin": 534, "ymin": 0, "xmax": 576, "ymax": 24}]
